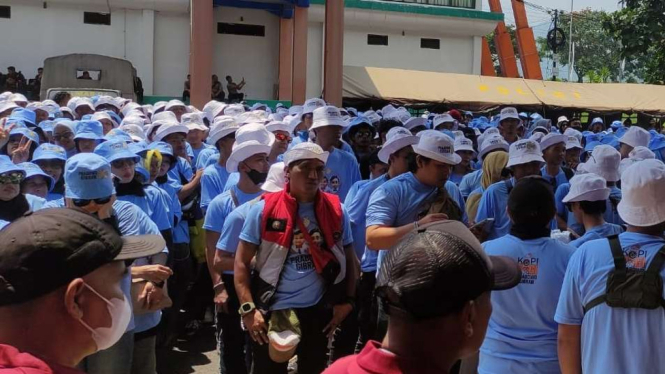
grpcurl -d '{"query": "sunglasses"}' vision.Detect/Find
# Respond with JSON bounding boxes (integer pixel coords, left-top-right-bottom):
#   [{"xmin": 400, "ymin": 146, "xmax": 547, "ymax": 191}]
[
  {"xmin": 72, "ymin": 196, "xmax": 113, "ymax": 207},
  {"xmin": 0, "ymin": 172, "xmax": 24, "ymax": 184},
  {"xmin": 111, "ymin": 159, "xmax": 136, "ymax": 169},
  {"xmin": 53, "ymin": 132, "xmax": 74, "ymax": 141},
  {"xmin": 275, "ymin": 133, "xmax": 292, "ymax": 142}
]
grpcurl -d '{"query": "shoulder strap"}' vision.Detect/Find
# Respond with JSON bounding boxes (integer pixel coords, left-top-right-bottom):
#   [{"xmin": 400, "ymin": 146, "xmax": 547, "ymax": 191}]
[
  {"xmin": 584, "ymin": 235, "xmax": 624, "ymax": 314},
  {"xmin": 563, "ymin": 167, "xmax": 575, "ymax": 181},
  {"xmin": 229, "ymin": 188, "xmax": 240, "ymax": 208},
  {"xmin": 646, "ymin": 244, "xmax": 665, "ymax": 274}
]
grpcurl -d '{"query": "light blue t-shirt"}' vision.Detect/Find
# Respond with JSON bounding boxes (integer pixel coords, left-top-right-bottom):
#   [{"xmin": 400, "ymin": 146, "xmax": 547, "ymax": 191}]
[
  {"xmin": 201, "ymin": 163, "xmax": 231, "ymax": 210},
  {"xmin": 479, "ymin": 235, "xmax": 575, "ymax": 374},
  {"xmin": 569, "ymin": 223, "xmax": 624, "ymax": 248},
  {"xmin": 344, "ymin": 179, "xmax": 370, "ymax": 212},
  {"xmin": 190, "ymin": 143, "xmax": 214, "ymax": 167},
  {"xmin": 216, "ymin": 197, "xmax": 263, "ymax": 274},
  {"xmin": 203, "ymin": 184, "xmax": 262, "ymax": 233},
  {"xmin": 540, "ymin": 166, "xmax": 569, "ymax": 192},
  {"xmin": 198, "ymin": 148, "xmax": 219, "ymax": 169},
  {"xmin": 366, "ymin": 173, "xmax": 467, "ymax": 272},
  {"xmin": 555, "ymin": 232, "xmax": 665, "ymax": 374},
  {"xmin": 223, "ymin": 172, "xmax": 240, "ymax": 192},
  {"xmin": 25, "ymin": 193, "xmax": 46, "ymax": 212},
  {"xmin": 321, "ymin": 148, "xmax": 362, "ymax": 201},
  {"xmin": 0, "ymin": 219, "xmax": 8, "ymax": 230},
  {"xmin": 156, "ymin": 179, "xmax": 189, "ymax": 243},
  {"xmin": 450, "ymin": 170, "xmax": 474, "ymax": 186},
  {"xmin": 460, "ymin": 169, "xmax": 482, "ymax": 198},
  {"xmin": 345, "ymin": 174, "xmax": 389, "ymax": 271},
  {"xmin": 555, "ymin": 183, "xmax": 623, "ymax": 235},
  {"xmin": 167, "ymin": 156, "xmax": 194, "ymax": 186},
  {"xmin": 240, "ymin": 200, "xmax": 353, "ymax": 311},
  {"xmin": 476, "ymin": 178, "xmax": 514, "ymax": 240},
  {"xmin": 116, "ymin": 185, "xmax": 172, "ymax": 231}
]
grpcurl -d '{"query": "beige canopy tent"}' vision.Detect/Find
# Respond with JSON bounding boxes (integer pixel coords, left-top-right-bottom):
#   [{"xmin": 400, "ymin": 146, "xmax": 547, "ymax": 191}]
[{"xmin": 342, "ymin": 66, "xmax": 665, "ymax": 114}]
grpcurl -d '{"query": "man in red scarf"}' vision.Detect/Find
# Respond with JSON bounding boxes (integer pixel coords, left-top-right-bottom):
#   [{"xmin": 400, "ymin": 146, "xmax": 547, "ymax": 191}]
[{"xmin": 234, "ymin": 142, "xmax": 359, "ymax": 374}]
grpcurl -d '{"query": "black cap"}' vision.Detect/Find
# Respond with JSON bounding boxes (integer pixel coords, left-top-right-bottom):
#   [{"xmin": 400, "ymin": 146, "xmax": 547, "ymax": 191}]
[
  {"xmin": 0, "ymin": 208, "xmax": 165, "ymax": 306},
  {"xmin": 376, "ymin": 220, "xmax": 521, "ymax": 320}
]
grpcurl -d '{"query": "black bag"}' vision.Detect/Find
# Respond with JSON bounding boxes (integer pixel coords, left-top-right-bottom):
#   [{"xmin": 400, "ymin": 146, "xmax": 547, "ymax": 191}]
[{"xmin": 584, "ymin": 235, "xmax": 665, "ymax": 314}]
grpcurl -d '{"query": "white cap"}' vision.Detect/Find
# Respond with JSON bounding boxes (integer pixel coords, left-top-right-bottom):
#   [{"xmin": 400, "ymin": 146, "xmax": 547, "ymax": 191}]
[
  {"xmin": 261, "ymin": 162, "xmax": 286, "ymax": 193},
  {"xmin": 226, "ymin": 123, "xmax": 274, "ymax": 173},
  {"xmin": 619, "ymin": 126, "xmax": 650, "ymax": 148},
  {"xmin": 203, "ymin": 101, "xmax": 226, "ymax": 123},
  {"xmin": 477, "ymin": 127, "xmax": 500, "ymax": 147},
  {"xmin": 302, "ymin": 98, "xmax": 326, "ymax": 115},
  {"xmin": 284, "ymin": 115, "xmax": 302, "ymax": 133},
  {"xmin": 120, "ymin": 115, "xmax": 146, "ymax": 128},
  {"xmin": 565, "ymin": 136, "xmax": 583, "ymax": 150},
  {"xmin": 381, "ymin": 104, "xmax": 397, "ymax": 118},
  {"xmin": 363, "ymin": 110, "xmax": 381, "ymax": 125},
  {"xmin": 506, "ymin": 139, "xmax": 545, "ymax": 168},
  {"xmin": 95, "ymin": 96, "xmax": 119, "ymax": 109},
  {"xmin": 121, "ymin": 102, "xmax": 142, "ymax": 117},
  {"xmin": 74, "ymin": 98, "xmax": 94, "ymax": 111},
  {"xmin": 378, "ymin": 127, "xmax": 418, "ymax": 163},
  {"xmin": 387, "ymin": 108, "xmax": 411, "ymax": 124},
  {"xmin": 165, "ymin": 99, "xmax": 187, "ymax": 111},
  {"xmin": 152, "ymin": 111, "xmax": 177, "ymax": 123},
  {"xmin": 618, "ymin": 159, "xmax": 665, "ymax": 226},
  {"xmin": 413, "ymin": 130, "xmax": 461, "ymax": 165},
  {"xmin": 557, "ymin": 116, "xmax": 569, "ymax": 123},
  {"xmin": 60, "ymin": 106, "xmax": 74, "ymax": 117},
  {"xmin": 283, "ymin": 142, "xmax": 329, "ymax": 166},
  {"xmin": 432, "ymin": 114, "xmax": 455, "ymax": 129},
  {"xmin": 91, "ymin": 112, "xmax": 119, "ymax": 128},
  {"xmin": 268, "ymin": 113, "xmax": 286, "ymax": 122},
  {"xmin": 207, "ymin": 118, "xmax": 239, "ymax": 146},
  {"xmin": 0, "ymin": 92, "xmax": 11, "ymax": 101},
  {"xmin": 153, "ymin": 120, "xmax": 189, "ymax": 142},
  {"xmin": 563, "ymin": 127, "xmax": 583, "ymax": 141},
  {"xmin": 579, "ymin": 144, "xmax": 621, "ymax": 182},
  {"xmin": 454, "ymin": 136, "xmax": 477, "ymax": 156},
  {"xmin": 288, "ymin": 105, "xmax": 303, "ymax": 117},
  {"xmin": 529, "ymin": 132, "xmax": 546, "ymax": 143},
  {"xmin": 0, "ymin": 101, "xmax": 18, "ymax": 114},
  {"xmin": 119, "ymin": 124, "xmax": 146, "ymax": 142},
  {"xmin": 539, "ymin": 133, "xmax": 567, "ymax": 151},
  {"xmin": 223, "ymin": 104, "xmax": 245, "ymax": 117},
  {"xmin": 562, "ymin": 173, "xmax": 611, "ymax": 203},
  {"xmin": 404, "ymin": 117, "xmax": 427, "ymax": 131},
  {"xmin": 10, "ymin": 93, "xmax": 27, "ymax": 104},
  {"xmin": 266, "ymin": 121, "xmax": 293, "ymax": 134},
  {"xmin": 310, "ymin": 106, "xmax": 346, "ymax": 130},
  {"xmin": 478, "ymin": 135, "xmax": 509, "ymax": 160},
  {"xmin": 182, "ymin": 112, "xmax": 207, "ymax": 131},
  {"xmin": 619, "ymin": 146, "xmax": 656, "ymax": 176},
  {"xmin": 500, "ymin": 107, "xmax": 520, "ymax": 122}
]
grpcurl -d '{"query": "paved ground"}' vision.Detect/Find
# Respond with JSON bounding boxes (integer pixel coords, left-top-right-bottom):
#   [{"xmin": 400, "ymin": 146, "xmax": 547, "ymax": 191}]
[{"xmin": 156, "ymin": 323, "xmax": 218, "ymax": 374}]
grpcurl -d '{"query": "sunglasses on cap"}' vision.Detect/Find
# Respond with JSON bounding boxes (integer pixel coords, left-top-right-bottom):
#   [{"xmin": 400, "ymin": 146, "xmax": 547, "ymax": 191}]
[
  {"xmin": 274, "ymin": 133, "xmax": 292, "ymax": 142},
  {"xmin": 53, "ymin": 132, "xmax": 74, "ymax": 141},
  {"xmin": 72, "ymin": 196, "xmax": 113, "ymax": 207},
  {"xmin": 0, "ymin": 172, "xmax": 24, "ymax": 184},
  {"xmin": 111, "ymin": 159, "xmax": 136, "ymax": 169}
]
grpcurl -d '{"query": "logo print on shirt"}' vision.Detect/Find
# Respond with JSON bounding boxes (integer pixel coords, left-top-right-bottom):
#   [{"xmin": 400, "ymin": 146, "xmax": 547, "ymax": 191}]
[
  {"xmin": 290, "ymin": 216, "xmax": 321, "ymax": 272},
  {"xmin": 321, "ymin": 168, "xmax": 341, "ymax": 195},
  {"xmin": 623, "ymin": 245, "xmax": 647, "ymax": 270},
  {"xmin": 517, "ymin": 254, "xmax": 539, "ymax": 284}
]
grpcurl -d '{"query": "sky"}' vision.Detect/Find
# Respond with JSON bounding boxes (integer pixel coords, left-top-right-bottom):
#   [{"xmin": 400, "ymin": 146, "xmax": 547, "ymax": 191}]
[{"xmin": 481, "ymin": 0, "xmax": 620, "ymax": 27}]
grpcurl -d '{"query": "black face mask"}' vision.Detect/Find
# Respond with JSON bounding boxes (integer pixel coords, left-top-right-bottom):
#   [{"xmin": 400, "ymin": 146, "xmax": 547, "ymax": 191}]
[{"xmin": 246, "ymin": 168, "xmax": 268, "ymax": 185}]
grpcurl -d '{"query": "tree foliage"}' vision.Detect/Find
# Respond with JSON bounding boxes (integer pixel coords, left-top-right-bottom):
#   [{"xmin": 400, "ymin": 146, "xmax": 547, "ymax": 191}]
[
  {"xmin": 486, "ymin": 25, "xmax": 518, "ymax": 76},
  {"xmin": 603, "ymin": 0, "xmax": 665, "ymax": 84}
]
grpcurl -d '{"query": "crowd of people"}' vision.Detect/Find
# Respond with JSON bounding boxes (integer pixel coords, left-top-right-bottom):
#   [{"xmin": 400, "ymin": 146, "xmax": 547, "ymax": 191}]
[
  {"xmin": 0, "ymin": 90, "xmax": 663, "ymax": 374},
  {"xmin": 183, "ymin": 75, "xmax": 246, "ymax": 103}
]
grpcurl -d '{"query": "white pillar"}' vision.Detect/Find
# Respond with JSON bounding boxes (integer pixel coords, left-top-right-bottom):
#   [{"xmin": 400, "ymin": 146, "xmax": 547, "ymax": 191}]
[
  {"xmin": 472, "ymin": 36, "xmax": 482, "ymax": 75},
  {"xmin": 138, "ymin": 9, "xmax": 155, "ymax": 96}
]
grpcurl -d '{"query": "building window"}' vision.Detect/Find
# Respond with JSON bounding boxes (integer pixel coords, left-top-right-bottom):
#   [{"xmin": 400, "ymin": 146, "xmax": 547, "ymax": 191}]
[
  {"xmin": 217, "ymin": 23, "xmax": 265, "ymax": 37},
  {"xmin": 0, "ymin": 6, "xmax": 10, "ymax": 19},
  {"xmin": 367, "ymin": 34, "xmax": 388, "ymax": 46},
  {"xmin": 84, "ymin": 12, "xmax": 111, "ymax": 26},
  {"xmin": 421, "ymin": 38, "xmax": 440, "ymax": 50}
]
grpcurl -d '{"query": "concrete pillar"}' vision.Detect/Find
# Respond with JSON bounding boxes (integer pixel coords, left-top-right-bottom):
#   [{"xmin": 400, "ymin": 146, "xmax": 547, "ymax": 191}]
[
  {"xmin": 139, "ymin": 10, "xmax": 155, "ymax": 96},
  {"xmin": 292, "ymin": 6, "xmax": 308, "ymax": 105},
  {"xmin": 190, "ymin": 0, "xmax": 213, "ymax": 108},
  {"xmin": 278, "ymin": 17, "xmax": 294, "ymax": 101},
  {"xmin": 323, "ymin": 0, "xmax": 344, "ymax": 107}
]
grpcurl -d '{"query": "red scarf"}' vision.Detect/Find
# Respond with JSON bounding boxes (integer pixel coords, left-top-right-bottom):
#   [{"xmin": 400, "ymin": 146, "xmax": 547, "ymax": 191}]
[{"xmin": 261, "ymin": 184, "xmax": 342, "ymax": 275}]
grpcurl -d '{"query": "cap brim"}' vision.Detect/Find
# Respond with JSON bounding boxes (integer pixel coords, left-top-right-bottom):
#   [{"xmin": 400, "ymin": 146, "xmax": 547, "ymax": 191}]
[
  {"xmin": 414, "ymin": 147, "xmax": 461, "ymax": 165},
  {"xmin": 378, "ymin": 136, "xmax": 418, "ymax": 163},
  {"xmin": 506, "ymin": 154, "xmax": 545, "ymax": 168},
  {"xmin": 115, "ymin": 235, "xmax": 166, "ymax": 261},
  {"xmin": 489, "ymin": 255, "xmax": 521, "ymax": 290}
]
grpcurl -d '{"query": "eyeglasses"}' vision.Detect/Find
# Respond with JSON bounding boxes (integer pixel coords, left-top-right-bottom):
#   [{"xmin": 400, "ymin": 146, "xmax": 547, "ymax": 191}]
[
  {"xmin": 0, "ymin": 172, "xmax": 24, "ymax": 184},
  {"xmin": 72, "ymin": 196, "xmax": 113, "ymax": 207},
  {"xmin": 111, "ymin": 159, "xmax": 136, "ymax": 169},
  {"xmin": 274, "ymin": 133, "xmax": 292, "ymax": 142},
  {"xmin": 53, "ymin": 132, "xmax": 74, "ymax": 141}
]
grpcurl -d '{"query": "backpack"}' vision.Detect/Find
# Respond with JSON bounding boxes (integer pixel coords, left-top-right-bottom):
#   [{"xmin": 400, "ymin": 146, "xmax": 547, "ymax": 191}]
[
  {"xmin": 583, "ymin": 235, "xmax": 665, "ymax": 314},
  {"xmin": 562, "ymin": 167, "xmax": 575, "ymax": 182},
  {"xmin": 426, "ymin": 186, "xmax": 463, "ymax": 222}
]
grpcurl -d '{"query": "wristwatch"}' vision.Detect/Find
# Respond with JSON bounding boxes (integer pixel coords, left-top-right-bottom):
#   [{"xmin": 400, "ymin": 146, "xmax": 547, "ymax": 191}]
[{"xmin": 238, "ymin": 302, "xmax": 256, "ymax": 316}]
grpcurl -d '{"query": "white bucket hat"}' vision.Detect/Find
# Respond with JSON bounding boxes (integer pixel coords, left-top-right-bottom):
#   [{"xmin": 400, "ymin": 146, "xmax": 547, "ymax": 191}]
[
  {"xmin": 95, "ymin": 96, "xmax": 120, "ymax": 110},
  {"xmin": 153, "ymin": 120, "xmax": 189, "ymax": 142},
  {"xmin": 413, "ymin": 130, "xmax": 461, "ymax": 165},
  {"xmin": 121, "ymin": 102, "xmax": 141, "ymax": 117},
  {"xmin": 207, "ymin": 118, "xmax": 239, "ymax": 146},
  {"xmin": 432, "ymin": 114, "xmax": 456, "ymax": 130},
  {"xmin": 404, "ymin": 117, "xmax": 427, "ymax": 131},
  {"xmin": 529, "ymin": 132, "xmax": 546, "ymax": 143},
  {"xmin": 619, "ymin": 126, "xmax": 650, "ymax": 148},
  {"xmin": 91, "ymin": 112, "xmax": 119, "ymax": 128},
  {"xmin": 283, "ymin": 142, "xmax": 329, "ymax": 167},
  {"xmin": 165, "ymin": 99, "xmax": 187, "ymax": 112},
  {"xmin": 565, "ymin": 136, "xmax": 582, "ymax": 150},
  {"xmin": 302, "ymin": 98, "xmax": 326, "ymax": 115},
  {"xmin": 203, "ymin": 101, "xmax": 226, "ymax": 123},
  {"xmin": 288, "ymin": 105, "xmax": 303, "ymax": 117},
  {"xmin": 564, "ymin": 127, "xmax": 583, "ymax": 142},
  {"xmin": 261, "ymin": 162, "xmax": 286, "ymax": 193},
  {"xmin": 619, "ymin": 146, "xmax": 656, "ymax": 176},
  {"xmin": 74, "ymin": 98, "xmax": 94, "ymax": 112},
  {"xmin": 119, "ymin": 124, "xmax": 146, "ymax": 142},
  {"xmin": 152, "ymin": 111, "xmax": 178, "ymax": 123},
  {"xmin": 182, "ymin": 112, "xmax": 207, "ymax": 131},
  {"xmin": 618, "ymin": 159, "xmax": 665, "ymax": 226},
  {"xmin": 506, "ymin": 139, "xmax": 545, "ymax": 168},
  {"xmin": 224, "ymin": 104, "xmax": 246, "ymax": 117},
  {"xmin": 378, "ymin": 127, "xmax": 418, "ymax": 163},
  {"xmin": 266, "ymin": 121, "xmax": 293, "ymax": 134},
  {"xmin": 454, "ymin": 137, "xmax": 477, "ymax": 157},
  {"xmin": 226, "ymin": 123, "xmax": 274, "ymax": 173},
  {"xmin": 477, "ymin": 127, "xmax": 500, "ymax": 147},
  {"xmin": 580, "ymin": 144, "xmax": 621, "ymax": 182},
  {"xmin": 10, "ymin": 93, "xmax": 28, "ymax": 104},
  {"xmin": 310, "ymin": 106, "xmax": 347, "ymax": 130},
  {"xmin": 500, "ymin": 107, "xmax": 520, "ymax": 122},
  {"xmin": 539, "ymin": 133, "xmax": 567, "ymax": 151},
  {"xmin": 557, "ymin": 116, "xmax": 569, "ymax": 124},
  {"xmin": 478, "ymin": 135, "xmax": 509, "ymax": 160},
  {"xmin": 562, "ymin": 173, "xmax": 610, "ymax": 203}
]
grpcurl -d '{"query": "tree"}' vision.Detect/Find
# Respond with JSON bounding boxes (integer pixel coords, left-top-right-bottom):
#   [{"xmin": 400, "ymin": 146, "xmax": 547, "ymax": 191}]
[
  {"xmin": 486, "ymin": 25, "xmax": 519, "ymax": 76},
  {"xmin": 603, "ymin": 0, "xmax": 665, "ymax": 84},
  {"xmin": 536, "ymin": 8, "xmax": 636, "ymax": 83}
]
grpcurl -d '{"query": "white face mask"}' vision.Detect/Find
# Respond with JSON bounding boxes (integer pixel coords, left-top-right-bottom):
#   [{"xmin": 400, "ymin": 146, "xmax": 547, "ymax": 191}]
[{"xmin": 77, "ymin": 282, "xmax": 132, "ymax": 351}]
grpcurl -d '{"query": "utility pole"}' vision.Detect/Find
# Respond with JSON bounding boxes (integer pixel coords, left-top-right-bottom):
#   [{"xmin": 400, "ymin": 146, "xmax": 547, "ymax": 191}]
[
  {"xmin": 568, "ymin": 0, "xmax": 574, "ymax": 81},
  {"xmin": 552, "ymin": 10, "xmax": 559, "ymax": 80}
]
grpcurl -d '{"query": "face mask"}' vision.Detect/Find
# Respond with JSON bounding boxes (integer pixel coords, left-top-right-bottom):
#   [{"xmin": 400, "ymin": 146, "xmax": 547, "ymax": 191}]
[
  {"xmin": 77, "ymin": 282, "xmax": 132, "ymax": 351},
  {"xmin": 246, "ymin": 168, "xmax": 268, "ymax": 185}
]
